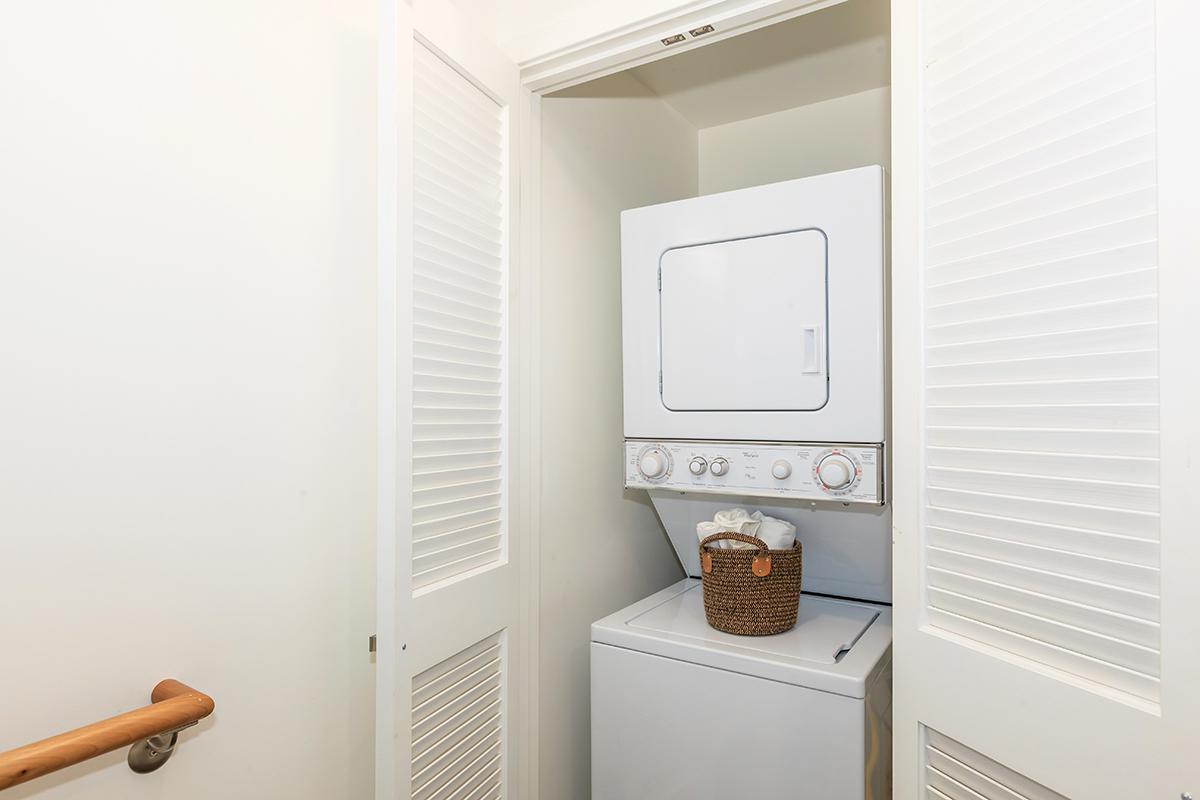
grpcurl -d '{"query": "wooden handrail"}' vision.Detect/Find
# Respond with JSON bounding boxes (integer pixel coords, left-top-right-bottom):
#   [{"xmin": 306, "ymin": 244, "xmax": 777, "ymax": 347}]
[{"xmin": 0, "ymin": 679, "xmax": 214, "ymax": 791}]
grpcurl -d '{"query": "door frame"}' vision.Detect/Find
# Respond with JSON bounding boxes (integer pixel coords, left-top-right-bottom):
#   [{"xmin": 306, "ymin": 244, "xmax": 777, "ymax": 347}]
[
  {"xmin": 1155, "ymin": 0, "xmax": 1200, "ymax": 789},
  {"xmin": 505, "ymin": 4, "xmax": 850, "ymax": 798},
  {"xmin": 518, "ymin": 0, "xmax": 848, "ymax": 93},
  {"xmin": 376, "ymin": 1, "xmax": 411, "ymax": 797}
]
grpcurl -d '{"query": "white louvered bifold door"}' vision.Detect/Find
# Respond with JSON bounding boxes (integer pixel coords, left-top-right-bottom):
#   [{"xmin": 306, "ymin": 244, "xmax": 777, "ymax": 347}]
[
  {"xmin": 377, "ymin": 2, "xmax": 525, "ymax": 798},
  {"xmin": 892, "ymin": 0, "xmax": 1200, "ymax": 798},
  {"xmin": 412, "ymin": 38, "xmax": 507, "ymax": 592}
]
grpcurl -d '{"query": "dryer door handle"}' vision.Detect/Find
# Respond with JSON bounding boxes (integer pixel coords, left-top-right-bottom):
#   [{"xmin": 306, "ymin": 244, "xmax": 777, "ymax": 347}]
[{"xmin": 801, "ymin": 325, "xmax": 822, "ymax": 374}]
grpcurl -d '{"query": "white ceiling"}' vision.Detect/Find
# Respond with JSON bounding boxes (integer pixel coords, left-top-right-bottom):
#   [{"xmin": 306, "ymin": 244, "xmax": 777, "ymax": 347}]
[{"xmin": 626, "ymin": 0, "xmax": 889, "ymax": 129}]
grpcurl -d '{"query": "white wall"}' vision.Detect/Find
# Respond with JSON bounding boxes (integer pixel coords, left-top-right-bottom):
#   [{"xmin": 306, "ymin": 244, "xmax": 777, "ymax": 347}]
[
  {"xmin": 539, "ymin": 73, "xmax": 695, "ymax": 800},
  {"xmin": 0, "ymin": 2, "xmax": 376, "ymax": 798},
  {"xmin": 699, "ymin": 86, "xmax": 890, "ymax": 194}
]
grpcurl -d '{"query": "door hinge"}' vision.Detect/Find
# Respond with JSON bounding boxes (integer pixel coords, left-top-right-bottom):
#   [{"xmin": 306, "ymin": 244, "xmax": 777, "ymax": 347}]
[{"xmin": 368, "ymin": 634, "xmax": 377, "ymax": 654}]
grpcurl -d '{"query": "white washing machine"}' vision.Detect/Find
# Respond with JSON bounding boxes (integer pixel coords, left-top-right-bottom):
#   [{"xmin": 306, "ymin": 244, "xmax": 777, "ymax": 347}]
[
  {"xmin": 592, "ymin": 581, "xmax": 891, "ymax": 800},
  {"xmin": 593, "ymin": 167, "xmax": 891, "ymax": 798}
]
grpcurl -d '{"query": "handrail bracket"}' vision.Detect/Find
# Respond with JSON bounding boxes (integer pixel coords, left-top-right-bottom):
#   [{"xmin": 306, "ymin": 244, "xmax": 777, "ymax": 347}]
[{"xmin": 127, "ymin": 720, "xmax": 199, "ymax": 774}]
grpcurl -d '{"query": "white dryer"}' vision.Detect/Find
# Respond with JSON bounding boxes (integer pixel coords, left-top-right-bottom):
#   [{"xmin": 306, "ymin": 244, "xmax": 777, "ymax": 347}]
[
  {"xmin": 593, "ymin": 167, "xmax": 892, "ymax": 799},
  {"xmin": 621, "ymin": 165, "xmax": 886, "ymax": 444}
]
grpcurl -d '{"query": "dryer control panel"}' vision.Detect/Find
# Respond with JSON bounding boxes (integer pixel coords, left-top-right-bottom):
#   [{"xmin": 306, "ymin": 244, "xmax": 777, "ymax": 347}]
[{"xmin": 624, "ymin": 439, "xmax": 883, "ymax": 505}]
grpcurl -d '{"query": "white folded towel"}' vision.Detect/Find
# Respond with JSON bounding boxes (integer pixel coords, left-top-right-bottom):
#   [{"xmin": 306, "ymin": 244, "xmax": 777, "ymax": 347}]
[
  {"xmin": 712, "ymin": 508, "xmax": 752, "ymax": 530},
  {"xmin": 696, "ymin": 520, "xmax": 746, "ymax": 550},
  {"xmin": 696, "ymin": 520, "xmax": 722, "ymax": 546},
  {"xmin": 755, "ymin": 514, "xmax": 797, "ymax": 550},
  {"xmin": 708, "ymin": 508, "xmax": 760, "ymax": 549}
]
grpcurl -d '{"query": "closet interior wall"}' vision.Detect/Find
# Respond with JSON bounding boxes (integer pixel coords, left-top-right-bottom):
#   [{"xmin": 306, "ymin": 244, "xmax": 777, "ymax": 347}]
[{"xmin": 538, "ymin": 71, "xmax": 697, "ymax": 800}]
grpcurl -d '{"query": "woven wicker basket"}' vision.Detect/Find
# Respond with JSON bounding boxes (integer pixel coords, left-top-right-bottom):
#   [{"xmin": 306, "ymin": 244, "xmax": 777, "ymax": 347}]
[{"xmin": 699, "ymin": 532, "xmax": 803, "ymax": 636}]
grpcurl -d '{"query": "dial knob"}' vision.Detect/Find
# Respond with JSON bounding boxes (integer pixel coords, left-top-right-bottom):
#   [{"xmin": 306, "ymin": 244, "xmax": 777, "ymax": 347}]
[
  {"xmin": 709, "ymin": 457, "xmax": 730, "ymax": 477},
  {"xmin": 771, "ymin": 459, "xmax": 792, "ymax": 480},
  {"xmin": 688, "ymin": 457, "xmax": 708, "ymax": 476},
  {"xmin": 817, "ymin": 454, "xmax": 855, "ymax": 489},
  {"xmin": 638, "ymin": 449, "xmax": 668, "ymax": 479}
]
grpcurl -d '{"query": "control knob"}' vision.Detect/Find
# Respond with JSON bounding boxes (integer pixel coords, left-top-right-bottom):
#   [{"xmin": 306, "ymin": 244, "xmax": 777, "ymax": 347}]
[
  {"xmin": 709, "ymin": 457, "xmax": 730, "ymax": 477},
  {"xmin": 771, "ymin": 460, "xmax": 792, "ymax": 480},
  {"xmin": 688, "ymin": 457, "xmax": 708, "ymax": 476},
  {"xmin": 816, "ymin": 453, "xmax": 855, "ymax": 490},
  {"xmin": 638, "ymin": 449, "xmax": 669, "ymax": 480}
]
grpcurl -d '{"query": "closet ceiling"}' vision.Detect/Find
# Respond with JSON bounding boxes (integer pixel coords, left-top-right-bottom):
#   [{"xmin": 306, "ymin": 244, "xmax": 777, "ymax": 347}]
[{"xmin": 629, "ymin": 0, "xmax": 889, "ymax": 128}]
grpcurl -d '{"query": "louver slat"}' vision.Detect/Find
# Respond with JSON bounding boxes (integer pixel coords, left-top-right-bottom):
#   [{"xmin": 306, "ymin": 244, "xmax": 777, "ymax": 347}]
[
  {"xmin": 925, "ymin": 506, "xmax": 1157, "ymax": 565},
  {"xmin": 413, "ymin": 42, "xmax": 507, "ymax": 591},
  {"xmin": 924, "ymin": 729, "xmax": 1069, "ymax": 800},
  {"xmin": 926, "ymin": 215, "xmax": 1157, "ymax": 285},
  {"xmin": 927, "ymin": 525, "xmax": 1158, "ymax": 586},
  {"xmin": 412, "ymin": 634, "xmax": 504, "ymax": 800},
  {"xmin": 926, "ymin": 568, "xmax": 1159, "ymax": 648},
  {"xmin": 923, "ymin": 0, "xmax": 1160, "ymax": 702},
  {"xmin": 928, "ymin": 350, "xmax": 1157, "ymax": 389}
]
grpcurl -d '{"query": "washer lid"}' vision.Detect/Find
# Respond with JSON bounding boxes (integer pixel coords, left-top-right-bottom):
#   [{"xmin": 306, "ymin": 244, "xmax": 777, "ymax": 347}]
[
  {"xmin": 630, "ymin": 583, "xmax": 875, "ymax": 664},
  {"xmin": 592, "ymin": 579, "xmax": 892, "ymax": 698}
]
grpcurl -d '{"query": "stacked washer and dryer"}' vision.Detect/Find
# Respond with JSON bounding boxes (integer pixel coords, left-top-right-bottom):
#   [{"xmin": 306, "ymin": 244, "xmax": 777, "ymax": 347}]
[{"xmin": 591, "ymin": 166, "xmax": 892, "ymax": 799}]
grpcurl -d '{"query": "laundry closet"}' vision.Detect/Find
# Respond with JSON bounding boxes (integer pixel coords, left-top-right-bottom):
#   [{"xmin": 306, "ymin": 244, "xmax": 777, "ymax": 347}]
[{"xmin": 534, "ymin": 1, "xmax": 892, "ymax": 797}]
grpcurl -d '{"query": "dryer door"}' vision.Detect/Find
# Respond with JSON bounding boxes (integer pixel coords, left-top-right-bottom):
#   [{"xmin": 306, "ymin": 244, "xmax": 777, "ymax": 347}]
[{"xmin": 659, "ymin": 229, "xmax": 828, "ymax": 412}]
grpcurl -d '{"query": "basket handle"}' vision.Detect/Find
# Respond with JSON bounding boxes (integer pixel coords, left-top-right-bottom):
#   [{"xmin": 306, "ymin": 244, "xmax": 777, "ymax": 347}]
[
  {"xmin": 699, "ymin": 532, "xmax": 769, "ymax": 552},
  {"xmin": 699, "ymin": 532, "xmax": 773, "ymax": 577}
]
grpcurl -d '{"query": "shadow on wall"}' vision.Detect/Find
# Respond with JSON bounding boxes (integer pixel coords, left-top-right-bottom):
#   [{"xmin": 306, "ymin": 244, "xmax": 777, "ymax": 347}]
[{"xmin": 538, "ymin": 76, "xmax": 696, "ymax": 800}]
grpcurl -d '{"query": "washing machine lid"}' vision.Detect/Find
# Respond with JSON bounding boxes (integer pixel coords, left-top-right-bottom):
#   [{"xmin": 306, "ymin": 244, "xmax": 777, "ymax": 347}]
[
  {"xmin": 629, "ymin": 583, "xmax": 875, "ymax": 664},
  {"xmin": 592, "ymin": 579, "xmax": 892, "ymax": 698}
]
